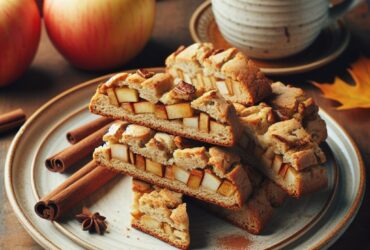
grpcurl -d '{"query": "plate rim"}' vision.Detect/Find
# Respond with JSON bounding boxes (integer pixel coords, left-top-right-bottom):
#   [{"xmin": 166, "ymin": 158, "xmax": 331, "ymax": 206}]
[
  {"xmin": 4, "ymin": 68, "xmax": 365, "ymax": 249},
  {"xmin": 309, "ymin": 111, "xmax": 366, "ymax": 249},
  {"xmin": 189, "ymin": 0, "xmax": 350, "ymax": 76}
]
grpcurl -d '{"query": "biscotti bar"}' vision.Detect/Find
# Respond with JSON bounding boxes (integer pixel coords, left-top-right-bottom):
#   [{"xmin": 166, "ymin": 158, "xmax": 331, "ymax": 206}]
[
  {"xmin": 234, "ymin": 84, "xmax": 328, "ymax": 197},
  {"xmin": 93, "ymin": 121, "xmax": 253, "ymax": 209},
  {"xmin": 89, "ymin": 70, "xmax": 241, "ymax": 146},
  {"xmin": 131, "ymin": 179, "xmax": 190, "ymax": 250},
  {"xmin": 236, "ymin": 113, "xmax": 328, "ymax": 197},
  {"xmin": 268, "ymin": 81, "xmax": 327, "ymax": 144},
  {"xmin": 165, "ymin": 43, "xmax": 272, "ymax": 105}
]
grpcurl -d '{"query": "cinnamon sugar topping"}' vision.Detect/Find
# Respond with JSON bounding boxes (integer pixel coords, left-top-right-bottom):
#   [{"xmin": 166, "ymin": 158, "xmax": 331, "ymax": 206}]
[{"xmin": 216, "ymin": 234, "xmax": 251, "ymax": 250}]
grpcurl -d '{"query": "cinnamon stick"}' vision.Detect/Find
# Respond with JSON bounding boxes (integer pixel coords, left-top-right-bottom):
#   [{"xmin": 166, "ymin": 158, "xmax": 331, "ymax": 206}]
[
  {"xmin": 0, "ymin": 108, "xmax": 26, "ymax": 134},
  {"xmin": 35, "ymin": 161, "xmax": 118, "ymax": 221},
  {"xmin": 66, "ymin": 117, "xmax": 113, "ymax": 144},
  {"xmin": 46, "ymin": 123, "xmax": 112, "ymax": 172}
]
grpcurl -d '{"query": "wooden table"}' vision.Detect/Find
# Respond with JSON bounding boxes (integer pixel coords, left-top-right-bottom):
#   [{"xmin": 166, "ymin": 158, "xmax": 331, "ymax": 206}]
[{"xmin": 0, "ymin": 1, "xmax": 369, "ymax": 249}]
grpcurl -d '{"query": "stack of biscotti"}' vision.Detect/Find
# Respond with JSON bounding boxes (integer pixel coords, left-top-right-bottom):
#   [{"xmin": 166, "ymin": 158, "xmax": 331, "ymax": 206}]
[
  {"xmin": 233, "ymin": 82, "xmax": 328, "ymax": 197},
  {"xmin": 94, "ymin": 121, "xmax": 269, "ymax": 247},
  {"xmin": 94, "ymin": 121, "xmax": 288, "ymax": 236},
  {"xmin": 89, "ymin": 43, "xmax": 329, "ymax": 247}
]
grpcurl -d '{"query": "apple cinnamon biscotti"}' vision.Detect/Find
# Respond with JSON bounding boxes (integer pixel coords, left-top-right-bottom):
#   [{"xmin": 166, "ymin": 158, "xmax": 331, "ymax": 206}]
[
  {"xmin": 165, "ymin": 43, "xmax": 272, "ymax": 105},
  {"xmin": 89, "ymin": 70, "xmax": 241, "ymax": 146},
  {"xmin": 234, "ymin": 82, "xmax": 328, "ymax": 197},
  {"xmin": 94, "ymin": 122, "xmax": 253, "ymax": 209},
  {"xmin": 131, "ymin": 179, "xmax": 190, "ymax": 250},
  {"xmin": 268, "ymin": 81, "xmax": 327, "ymax": 144}
]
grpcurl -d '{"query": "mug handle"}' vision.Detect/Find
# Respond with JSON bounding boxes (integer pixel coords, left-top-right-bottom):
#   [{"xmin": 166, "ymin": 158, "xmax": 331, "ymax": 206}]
[{"xmin": 329, "ymin": 0, "xmax": 363, "ymax": 21}]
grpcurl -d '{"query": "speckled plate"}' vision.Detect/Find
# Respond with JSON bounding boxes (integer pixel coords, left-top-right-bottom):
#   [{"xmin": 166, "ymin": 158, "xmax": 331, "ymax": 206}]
[
  {"xmin": 190, "ymin": 0, "xmax": 350, "ymax": 76},
  {"xmin": 5, "ymin": 69, "xmax": 365, "ymax": 249}
]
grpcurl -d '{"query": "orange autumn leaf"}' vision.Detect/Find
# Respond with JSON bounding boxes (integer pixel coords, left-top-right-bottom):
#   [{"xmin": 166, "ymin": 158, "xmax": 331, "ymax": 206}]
[{"xmin": 312, "ymin": 57, "xmax": 370, "ymax": 110}]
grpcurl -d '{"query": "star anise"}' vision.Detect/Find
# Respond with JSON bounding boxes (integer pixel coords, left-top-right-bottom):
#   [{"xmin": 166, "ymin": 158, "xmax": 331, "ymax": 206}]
[{"xmin": 75, "ymin": 207, "xmax": 108, "ymax": 235}]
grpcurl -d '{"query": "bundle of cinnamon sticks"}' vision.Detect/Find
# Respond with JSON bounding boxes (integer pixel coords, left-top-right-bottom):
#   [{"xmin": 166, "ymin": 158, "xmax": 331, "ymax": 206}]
[
  {"xmin": 45, "ymin": 117, "xmax": 113, "ymax": 172},
  {"xmin": 35, "ymin": 117, "xmax": 118, "ymax": 221},
  {"xmin": 35, "ymin": 161, "xmax": 117, "ymax": 220}
]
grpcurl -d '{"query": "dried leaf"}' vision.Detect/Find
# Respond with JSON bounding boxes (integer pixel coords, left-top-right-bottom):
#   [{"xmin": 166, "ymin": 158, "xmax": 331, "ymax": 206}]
[{"xmin": 311, "ymin": 57, "xmax": 370, "ymax": 110}]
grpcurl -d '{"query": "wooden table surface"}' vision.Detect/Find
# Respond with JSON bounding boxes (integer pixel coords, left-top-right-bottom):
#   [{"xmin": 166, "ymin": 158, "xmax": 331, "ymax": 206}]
[{"xmin": 0, "ymin": 0, "xmax": 369, "ymax": 249}]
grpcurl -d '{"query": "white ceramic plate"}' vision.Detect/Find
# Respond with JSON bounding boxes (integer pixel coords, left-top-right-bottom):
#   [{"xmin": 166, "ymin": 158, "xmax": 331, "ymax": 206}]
[{"xmin": 5, "ymin": 69, "xmax": 365, "ymax": 249}]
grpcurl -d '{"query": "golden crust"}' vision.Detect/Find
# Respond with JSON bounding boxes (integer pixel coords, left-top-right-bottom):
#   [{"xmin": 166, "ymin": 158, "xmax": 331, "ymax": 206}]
[
  {"xmin": 208, "ymin": 147, "xmax": 240, "ymax": 178},
  {"xmin": 303, "ymin": 114, "xmax": 328, "ymax": 144},
  {"xmin": 242, "ymin": 149, "xmax": 328, "ymax": 198},
  {"xmin": 173, "ymin": 147, "xmax": 209, "ymax": 170},
  {"xmin": 261, "ymin": 119, "xmax": 326, "ymax": 170},
  {"xmin": 190, "ymin": 90, "xmax": 232, "ymax": 124},
  {"xmin": 204, "ymin": 48, "xmax": 238, "ymax": 70},
  {"xmin": 140, "ymin": 73, "xmax": 174, "ymax": 103},
  {"xmin": 269, "ymin": 81, "xmax": 318, "ymax": 120},
  {"xmin": 221, "ymin": 53, "xmax": 272, "ymax": 104},
  {"xmin": 225, "ymin": 163, "xmax": 253, "ymax": 204},
  {"xmin": 235, "ymin": 98, "xmax": 326, "ymax": 172},
  {"xmin": 121, "ymin": 124, "xmax": 154, "ymax": 147}
]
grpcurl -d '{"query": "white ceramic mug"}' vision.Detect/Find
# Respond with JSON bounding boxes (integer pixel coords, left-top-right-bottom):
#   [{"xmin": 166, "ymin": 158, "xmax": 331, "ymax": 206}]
[{"xmin": 212, "ymin": 0, "xmax": 361, "ymax": 59}]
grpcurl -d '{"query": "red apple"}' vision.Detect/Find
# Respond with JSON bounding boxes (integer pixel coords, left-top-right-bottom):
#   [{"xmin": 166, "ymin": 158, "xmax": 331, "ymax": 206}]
[
  {"xmin": 43, "ymin": 0, "xmax": 156, "ymax": 71},
  {"xmin": 0, "ymin": 0, "xmax": 41, "ymax": 87}
]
